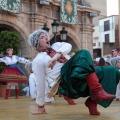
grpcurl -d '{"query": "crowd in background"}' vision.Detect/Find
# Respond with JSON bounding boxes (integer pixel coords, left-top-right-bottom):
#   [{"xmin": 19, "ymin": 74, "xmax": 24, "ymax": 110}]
[{"xmin": 94, "ymin": 48, "xmax": 120, "ymax": 101}]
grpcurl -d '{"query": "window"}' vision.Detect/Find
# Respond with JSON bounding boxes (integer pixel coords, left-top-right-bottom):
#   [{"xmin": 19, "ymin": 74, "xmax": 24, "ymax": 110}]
[
  {"xmin": 104, "ymin": 20, "xmax": 110, "ymax": 31},
  {"xmin": 99, "ymin": 42, "xmax": 100, "ymax": 46},
  {"xmin": 93, "ymin": 43, "xmax": 96, "ymax": 46},
  {"xmin": 94, "ymin": 37, "xmax": 99, "ymax": 41},
  {"xmin": 105, "ymin": 34, "xmax": 109, "ymax": 43}
]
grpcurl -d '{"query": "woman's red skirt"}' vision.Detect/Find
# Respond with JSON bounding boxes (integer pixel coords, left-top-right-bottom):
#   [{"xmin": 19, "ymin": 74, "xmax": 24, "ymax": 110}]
[{"xmin": 0, "ymin": 66, "xmax": 28, "ymax": 83}]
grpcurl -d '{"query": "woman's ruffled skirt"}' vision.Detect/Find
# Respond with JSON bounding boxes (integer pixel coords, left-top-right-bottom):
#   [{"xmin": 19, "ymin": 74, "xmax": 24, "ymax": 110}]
[{"xmin": 0, "ymin": 64, "xmax": 27, "ymax": 83}]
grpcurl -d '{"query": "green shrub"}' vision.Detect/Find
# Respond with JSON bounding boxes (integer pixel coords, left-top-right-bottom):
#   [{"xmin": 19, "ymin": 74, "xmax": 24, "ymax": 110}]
[{"xmin": 0, "ymin": 30, "xmax": 20, "ymax": 72}]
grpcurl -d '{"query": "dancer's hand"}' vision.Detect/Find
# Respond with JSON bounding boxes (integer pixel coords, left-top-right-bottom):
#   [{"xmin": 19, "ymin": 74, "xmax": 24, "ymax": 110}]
[
  {"xmin": 48, "ymin": 53, "xmax": 62, "ymax": 69},
  {"xmin": 48, "ymin": 59, "xmax": 57, "ymax": 69},
  {"xmin": 31, "ymin": 106, "xmax": 47, "ymax": 115}
]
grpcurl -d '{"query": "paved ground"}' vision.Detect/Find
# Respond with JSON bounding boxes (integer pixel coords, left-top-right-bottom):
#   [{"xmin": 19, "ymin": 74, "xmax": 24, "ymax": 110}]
[{"xmin": 0, "ymin": 96, "xmax": 120, "ymax": 120}]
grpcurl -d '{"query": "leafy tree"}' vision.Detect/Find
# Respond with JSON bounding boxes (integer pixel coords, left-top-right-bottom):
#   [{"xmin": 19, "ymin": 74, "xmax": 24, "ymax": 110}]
[
  {"xmin": 0, "ymin": 30, "xmax": 20, "ymax": 72},
  {"xmin": 69, "ymin": 49, "xmax": 80, "ymax": 56}
]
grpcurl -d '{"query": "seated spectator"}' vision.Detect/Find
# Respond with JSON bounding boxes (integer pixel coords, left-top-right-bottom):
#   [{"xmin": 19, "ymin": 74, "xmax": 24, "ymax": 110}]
[
  {"xmin": 113, "ymin": 48, "xmax": 120, "ymax": 57},
  {"xmin": 21, "ymin": 83, "xmax": 30, "ymax": 96},
  {"xmin": 105, "ymin": 61, "xmax": 111, "ymax": 66},
  {"xmin": 95, "ymin": 57, "xmax": 105, "ymax": 66},
  {"xmin": 110, "ymin": 57, "xmax": 120, "ymax": 101}
]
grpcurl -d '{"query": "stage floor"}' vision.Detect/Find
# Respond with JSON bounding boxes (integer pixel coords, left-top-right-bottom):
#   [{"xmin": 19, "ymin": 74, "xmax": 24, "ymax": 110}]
[{"xmin": 0, "ymin": 95, "xmax": 120, "ymax": 120}]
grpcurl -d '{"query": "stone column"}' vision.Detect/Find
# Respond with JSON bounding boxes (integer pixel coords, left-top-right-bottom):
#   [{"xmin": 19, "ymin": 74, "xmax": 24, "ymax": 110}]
[{"xmin": 80, "ymin": 11, "xmax": 94, "ymax": 56}]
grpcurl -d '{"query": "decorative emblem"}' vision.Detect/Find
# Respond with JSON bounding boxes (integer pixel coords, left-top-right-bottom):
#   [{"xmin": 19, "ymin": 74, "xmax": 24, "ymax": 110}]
[
  {"xmin": 65, "ymin": 1, "xmax": 73, "ymax": 15},
  {"xmin": 0, "ymin": 0, "xmax": 20, "ymax": 14},
  {"xmin": 61, "ymin": 0, "xmax": 77, "ymax": 24}
]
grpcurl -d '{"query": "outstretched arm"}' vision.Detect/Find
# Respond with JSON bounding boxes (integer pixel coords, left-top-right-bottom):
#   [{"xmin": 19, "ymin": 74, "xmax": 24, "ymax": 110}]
[
  {"xmin": 31, "ymin": 60, "xmax": 47, "ymax": 115},
  {"xmin": 16, "ymin": 56, "xmax": 30, "ymax": 64},
  {"xmin": 0, "ymin": 57, "xmax": 5, "ymax": 62}
]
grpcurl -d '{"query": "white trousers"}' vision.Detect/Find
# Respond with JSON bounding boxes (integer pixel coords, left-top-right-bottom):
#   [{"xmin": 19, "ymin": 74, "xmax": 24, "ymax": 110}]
[
  {"xmin": 116, "ymin": 81, "xmax": 120, "ymax": 98},
  {"xmin": 45, "ymin": 81, "xmax": 54, "ymax": 102},
  {"xmin": 29, "ymin": 77, "xmax": 37, "ymax": 99},
  {"xmin": 29, "ymin": 77, "xmax": 54, "ymax": 102}
]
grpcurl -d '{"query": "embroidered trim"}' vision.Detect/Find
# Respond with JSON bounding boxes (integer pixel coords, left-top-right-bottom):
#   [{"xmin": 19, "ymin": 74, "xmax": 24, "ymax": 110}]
[
  {"xmin": 40, "ymin": 48, "xmax": 68, "ymax": 63},
  {"xmin": 38, "ymin": 105, "xmax": 44, "ymax": 108}
]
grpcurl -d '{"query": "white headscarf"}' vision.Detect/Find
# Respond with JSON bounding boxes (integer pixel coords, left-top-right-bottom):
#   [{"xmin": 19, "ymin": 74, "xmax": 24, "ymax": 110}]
[
  {"xmin": 110, "ymin": 57, "xmax": 120, "ymax": 67},
  {"xmin": 28, "ymin": 29, "xmax": 49, "ymax": 50},
  {"xmin": 25, "ymin": 62, "xmax": 32, "ymax": 71}
]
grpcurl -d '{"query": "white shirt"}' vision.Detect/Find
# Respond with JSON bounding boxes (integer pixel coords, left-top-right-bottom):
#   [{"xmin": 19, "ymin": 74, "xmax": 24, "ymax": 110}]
[
  {"xmin": 23, "ymin": 86, "xmax": 30, "ymax": 96},
  {"xmin": 32, "ymin": 42, "xmax": 72, "ymax": 106},
  {"xmin": 0, "ymin": 55, "xmax": 29, "ymax": 65},
  {"xmin": 29, "ymin": 73, "xmax": 37, "ymax": 85}
]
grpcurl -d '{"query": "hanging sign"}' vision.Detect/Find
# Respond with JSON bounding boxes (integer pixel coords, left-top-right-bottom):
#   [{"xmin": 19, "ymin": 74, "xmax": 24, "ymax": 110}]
[
  {"xmin": 0, "ymin": 0, "xmax": 20, "ymax": 14},
  {"xmin": 60, "ymin": 0, "xmax": 77, "ymax": 24}
]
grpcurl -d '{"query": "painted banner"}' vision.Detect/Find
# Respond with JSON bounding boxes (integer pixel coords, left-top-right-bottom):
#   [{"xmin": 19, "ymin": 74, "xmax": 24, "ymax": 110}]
[
  {"xmin": 60, "ymin": 0, "xmax": 77, "ymax": 24},
  {"xmin": 0, "ymin": 0, "xmax": 20, "ymax": 14}
]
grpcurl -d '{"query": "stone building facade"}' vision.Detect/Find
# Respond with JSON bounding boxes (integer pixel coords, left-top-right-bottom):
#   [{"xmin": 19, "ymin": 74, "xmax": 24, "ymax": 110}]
[
  {"xmin": 0, "ymin": 0, "xmax": 100, "ymax": 60},
  {"xmin": 0, "ymin": 0, "xmax": 100, "ymax": 96},
  {"xmin": 118, "ymin": 0, "xmax": 120, "ymax": 47}
]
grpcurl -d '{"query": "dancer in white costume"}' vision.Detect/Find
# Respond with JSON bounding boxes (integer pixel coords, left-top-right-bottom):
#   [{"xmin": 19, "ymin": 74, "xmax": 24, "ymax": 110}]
[
  {"xmin": 28, "ymin": 29, "xmax": 76, "ymax": 115},
  {"xmin": 25, "ymin": 62, "xmax": 37, "ymax": 100},
  {"xmin": 25, "ymin": 62, "xmax": 54, "ymax": 102}
]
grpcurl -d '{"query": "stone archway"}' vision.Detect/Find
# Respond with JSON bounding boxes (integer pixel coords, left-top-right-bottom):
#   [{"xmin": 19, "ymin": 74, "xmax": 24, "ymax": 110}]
[
  {"xmin": 49, "ymin": 27, "xmax": 81, "ymax": 52},
  {"xmin": 0, "ymin": 22, "xmax": 31, "ymax": 96},
  {"xmin": 0, "ymin": 22, "xmax": 31, "ymax": 75},
  {"xmin": 49, "ymin": 26, "xmax": 81, "ymax": 51},
  {"xmin": 0, "ymin": 21, "xmax": 31, "ymax": 59},
  {"xmin": 50, "ymin": 35, "xmax": 78, "ymax": 52}
]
